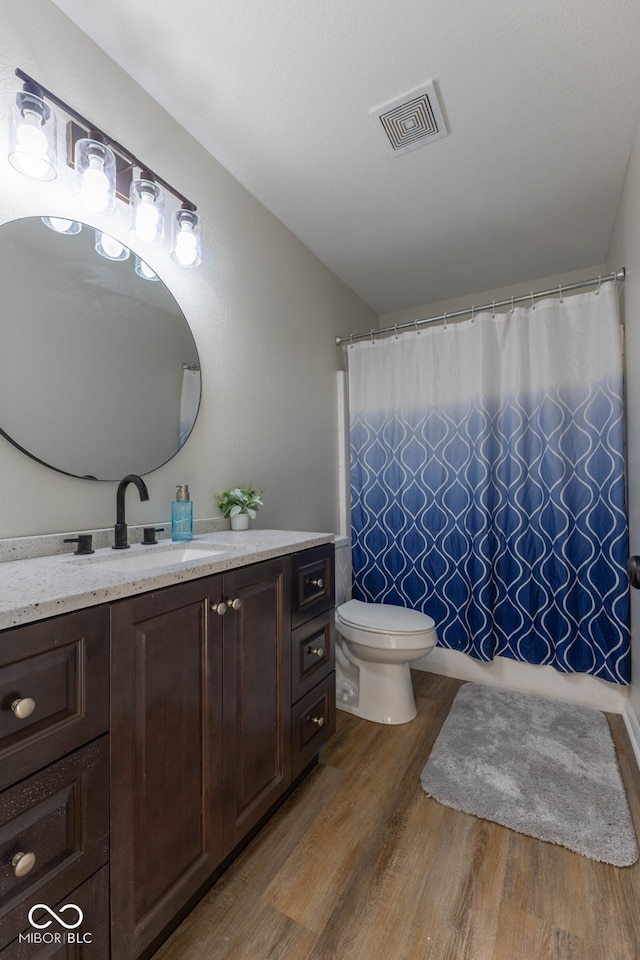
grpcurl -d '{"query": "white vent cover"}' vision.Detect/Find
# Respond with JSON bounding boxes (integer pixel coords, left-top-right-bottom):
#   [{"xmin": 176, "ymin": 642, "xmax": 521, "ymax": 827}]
[{"xmin": 371, "ymin": 81, "xmax": 448, "ymax": 155}]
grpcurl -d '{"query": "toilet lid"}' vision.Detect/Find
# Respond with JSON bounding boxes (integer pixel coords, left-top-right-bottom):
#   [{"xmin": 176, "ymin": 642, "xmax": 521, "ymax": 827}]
[{"xmin": 337, "ymin": 599, "xmax": 435, "ymax": 635}]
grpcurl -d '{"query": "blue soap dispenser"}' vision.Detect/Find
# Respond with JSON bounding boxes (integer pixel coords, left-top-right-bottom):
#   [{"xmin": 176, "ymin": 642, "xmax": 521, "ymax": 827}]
[{"xmin": 172, "ymin": 484, "xmax": 193, "ymax": 542}]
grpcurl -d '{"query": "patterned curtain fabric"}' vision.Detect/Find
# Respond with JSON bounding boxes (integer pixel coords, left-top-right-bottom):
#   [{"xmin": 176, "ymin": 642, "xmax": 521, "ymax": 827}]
[{"xmin": 347, "ymin": 283, "xmax": 630, "ymax": 684}]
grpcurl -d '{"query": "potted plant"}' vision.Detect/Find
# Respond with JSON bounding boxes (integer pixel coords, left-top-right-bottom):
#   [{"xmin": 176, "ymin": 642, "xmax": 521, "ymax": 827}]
[{"xmin": 214, "ymin": 485, "xmax": 264, "ymax": 530}]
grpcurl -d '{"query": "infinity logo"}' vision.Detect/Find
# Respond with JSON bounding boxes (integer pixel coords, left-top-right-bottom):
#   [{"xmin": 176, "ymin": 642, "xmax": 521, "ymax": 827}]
[{"xmin": 28, "ymin": 904, "xmax": 84, "ymax": 930}]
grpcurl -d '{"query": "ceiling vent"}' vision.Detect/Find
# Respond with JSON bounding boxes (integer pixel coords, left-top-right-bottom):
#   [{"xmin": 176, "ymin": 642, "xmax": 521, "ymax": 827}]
[{"xmin": 371, "ymin": 81, "xmax": 448, "ymax": 155}]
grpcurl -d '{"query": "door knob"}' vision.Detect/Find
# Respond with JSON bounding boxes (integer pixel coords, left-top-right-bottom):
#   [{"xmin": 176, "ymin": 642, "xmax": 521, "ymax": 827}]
[
  {"xmin": 12, "ymin": 852, "xmax": 36, "ymax": 877},
  {"xmin": 227, "ymin": 598, "xmax": 242, "ymax": 610},
  {"xmin": 210, "ymin": 601, "xmax": 227, "ymax": 615},
  {"xmin": 307, "ymin": 578, "xmax": 324, "ymax": 589},
  {"xmin": 11, "ymin": 697, "xmax": 36, "ymax": 719},
  {"xmin": 309, "ymin": 715, "xmax": 326, "ymax": 727}
]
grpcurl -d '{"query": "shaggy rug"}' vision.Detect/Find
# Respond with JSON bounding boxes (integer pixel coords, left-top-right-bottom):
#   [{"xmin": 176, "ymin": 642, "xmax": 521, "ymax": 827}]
[{"xmin": 420, "ymin": 683, "xmax": 638, "ymax": 866}]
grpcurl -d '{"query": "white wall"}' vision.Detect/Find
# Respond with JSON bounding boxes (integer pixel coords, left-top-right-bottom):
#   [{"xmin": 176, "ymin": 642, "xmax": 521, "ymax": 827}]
[
  {"xmin": 0, "ymin": 0, "xmax": 377, "ymax": 538},
  {"xmin": 607, "ymin": 109, "xmax": 640, "ymax": 753}
]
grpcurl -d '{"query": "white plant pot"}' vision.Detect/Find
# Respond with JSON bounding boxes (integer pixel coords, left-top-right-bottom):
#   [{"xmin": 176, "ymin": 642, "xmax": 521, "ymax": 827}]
[{"xmin": 230, "ymin": 513, "xmax": 250, "ymax": 531}]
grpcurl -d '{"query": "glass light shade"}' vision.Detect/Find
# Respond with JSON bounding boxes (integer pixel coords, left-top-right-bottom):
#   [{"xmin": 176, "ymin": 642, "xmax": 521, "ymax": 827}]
[
  {"xmin": 135, "ymin": 256, "xmax": 160, "ymax": 281},
  {"xmin": 95, "ymin": 231, "xmax": 129, "ymax": 261},
  {"xmin": 41, "ymin": 217, "xmax": 82, "ymax": 235},
  {"xmin": 171, "ymin": 205, "xmax": 202, "ymax": 268},
  {"xmin": 130, "ymin": 178, "xmax": 164, "ymax": 245},
  {"xmin": 75, "ymin": 137, "xmax": 116, "ymax": 215},
  {"xmin": 8, "ymin": 87, "xmax": 57, "ymax": 181}
]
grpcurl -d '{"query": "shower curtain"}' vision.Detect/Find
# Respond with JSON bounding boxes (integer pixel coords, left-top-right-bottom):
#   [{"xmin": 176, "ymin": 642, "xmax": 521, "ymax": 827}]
[{"xmin": 347, "ymin": 283, "xmax": 630, "ymax": 684}]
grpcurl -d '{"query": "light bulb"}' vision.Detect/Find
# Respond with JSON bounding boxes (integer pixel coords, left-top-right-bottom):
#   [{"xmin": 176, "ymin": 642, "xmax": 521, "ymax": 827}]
[
  {"xmin": 134, "ymin": 193, "xmax": 161, "ymax": 244},
  {"xmin": 14, "ymin": 114, "xmax": 50, "ymax": 178},
  {"xmin": 81, "ymin": 157, "xmax": 111, "ymax": 213},
  {"xmin": 42, "ymin": 217, "xmax": 82, "ymax": 235},
  {"xmin": 95, "ymin": 231, "xmax": 129, "ymax": 261},
  {"xmin": 135, "ymin": 256, "xmax": 160, "ymax": 281},
  {"xmin": 9, "ymin": 85, "xmax": 57, "ymax": 182},
  {"xmin": 175, "ymin": 223, "xmax": 198, "ymax": 266}
]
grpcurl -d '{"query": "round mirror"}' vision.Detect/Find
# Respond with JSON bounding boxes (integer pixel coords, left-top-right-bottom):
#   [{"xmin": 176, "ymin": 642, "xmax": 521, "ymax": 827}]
[{"xmin": 0, "ymin": 216, "xmax": 200, "ymax": 480}]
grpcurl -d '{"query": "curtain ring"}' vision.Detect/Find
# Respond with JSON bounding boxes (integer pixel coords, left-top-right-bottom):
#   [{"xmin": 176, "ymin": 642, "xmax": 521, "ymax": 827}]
[
  {"xmin": 558, "ymin": 283, "xmax": 563, "ymax": 303},
  {"xmin": 471, "ymin": 305, "xmax": 475, "ymax": 323},
  {"xmin": 349, "ymin": 334, "xmax": 353, "ymax": 349},
  {"xmin": 394, "ymin": 324, "xmax": 399, "ymax": 339},
  {"xmin": 414, "ymin": 319, "xmax": 421, "ymax": 334},
  {"xmin": 443, "ymin": 312, "xmax": 447, "ymax": 330},
  {"xmin": 510, "ymin": 296, "xmax": 515, "ymax": 314},
  {"xmin": 530, "ymin": 292, "xmax": 535, "ymax": 310},
  {"xmin": 492, "ymin": 301, "xmax": 496, "ymax": 318},
  {"xmin": 596, "ymin": 276, "xmax": 602, "ymax": 295},
  {"xmin": 370, "ymin": 329, "xmax": 376, "ymax": 343}
]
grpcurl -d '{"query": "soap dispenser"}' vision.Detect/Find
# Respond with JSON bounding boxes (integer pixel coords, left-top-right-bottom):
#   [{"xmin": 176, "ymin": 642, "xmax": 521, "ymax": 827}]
[{"xmin": 172, "ymin": 484, "xmax": 193, "ymax": 542}]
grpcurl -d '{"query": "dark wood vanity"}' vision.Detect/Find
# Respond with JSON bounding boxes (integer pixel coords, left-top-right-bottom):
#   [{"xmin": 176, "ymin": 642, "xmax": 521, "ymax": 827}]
[{"xmin": 0, "ymin": 542, "xmax": 335, "ymax": 959}]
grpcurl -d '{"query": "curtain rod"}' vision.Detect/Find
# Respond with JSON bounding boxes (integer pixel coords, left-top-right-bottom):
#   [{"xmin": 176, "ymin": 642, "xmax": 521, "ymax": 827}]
[{"xmin": 335, "ymin": 268, "xmax": 626, "ymax": 346}]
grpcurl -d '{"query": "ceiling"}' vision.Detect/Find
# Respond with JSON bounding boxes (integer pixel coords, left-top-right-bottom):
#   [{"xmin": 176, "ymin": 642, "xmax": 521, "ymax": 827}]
[{"xmin": 51, "ymin": 0, "xmax": 640, "ymax": 314}]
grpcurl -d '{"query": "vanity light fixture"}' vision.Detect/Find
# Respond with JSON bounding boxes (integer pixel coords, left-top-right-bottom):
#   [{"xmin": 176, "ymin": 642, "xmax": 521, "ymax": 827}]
[
  {"xmin": 9, "ymin": 68, "xmax": 203, "ymax": 269},
  {"xmin": 41, "ymin": 216, "xmax": 82, "ymax": 235},
  {"xmin": 8, "ymin": 81, "xmax": 57, "ymax": 181},
  {"xmin": 95, "ymin": 230, "xmax": 130, "ymax": 261},
  {"xmin": 171, "ymin": 202, "xmax": 202, "ymax": 268},
  {"xmin": 130, "ymin": 171, "xmax": 164, "ymax": 245}
]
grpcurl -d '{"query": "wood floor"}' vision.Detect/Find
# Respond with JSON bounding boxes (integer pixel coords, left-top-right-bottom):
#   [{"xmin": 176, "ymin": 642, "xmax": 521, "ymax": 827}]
[{"xmin": 152, "ymin": 672, "xmax": 640, "ymax": 960}]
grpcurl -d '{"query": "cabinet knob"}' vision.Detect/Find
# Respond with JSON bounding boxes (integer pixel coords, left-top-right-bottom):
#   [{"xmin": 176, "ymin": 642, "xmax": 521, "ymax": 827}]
[
  {"xmin": 227, "ymin": 598, "xmax": 242, "ymax": 610},
  {"xmin": 210, "ymin": 601, "xmax": 227, "ymax": 616},
  {"xmin": 309, "ymin": 715, "xmax": 326, "ymax": 728},
  {"xmin": 11, "ymin": 697, "xmax": 36, "ymax": 720},
  {"xmin": 12, "ymin": 852, "xmax": 36, "ymax": 878},
  {"xmin": 307, "ymin": 646, "xmax": 325, "ymax": 658},
  {"xmin": 307, "ymin": 578, "xmax": 324, "ymax": 589}
]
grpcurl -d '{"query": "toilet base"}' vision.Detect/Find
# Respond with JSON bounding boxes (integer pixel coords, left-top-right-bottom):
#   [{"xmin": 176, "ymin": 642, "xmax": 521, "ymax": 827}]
[{"xmin": 336, "ymin": 659, "xmax": 418, "ymax": 725}]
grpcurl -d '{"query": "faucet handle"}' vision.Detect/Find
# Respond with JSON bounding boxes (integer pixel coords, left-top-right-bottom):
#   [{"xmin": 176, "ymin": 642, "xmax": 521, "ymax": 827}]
[
  {"xmin": 142, "ymin": 527, "xmax": 165, "ymax": 545},
  {"xmin": 63, "ymin": 534, "xmax": 94, "ymax": 555}
]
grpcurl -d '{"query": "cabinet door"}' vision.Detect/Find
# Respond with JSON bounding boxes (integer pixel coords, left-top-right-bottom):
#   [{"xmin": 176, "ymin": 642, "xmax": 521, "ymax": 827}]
[
  {"xmin": 222, "ymin": 558, "xmax": 291, "ymax": 851},
  {"xmin": 110, "ymin": 577, "xmax": 224, "ymax": 960}
]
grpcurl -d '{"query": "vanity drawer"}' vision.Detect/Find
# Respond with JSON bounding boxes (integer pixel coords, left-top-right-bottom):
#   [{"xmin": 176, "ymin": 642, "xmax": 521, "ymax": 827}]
[
  {"xmin": 0, "ymin": 607, "xmax": 109, "ymax": 791},
  {"xmin": 3, "ymin": 865, "xmax": 109, "ymax": 959},
  {"xmin": 0, "ymin": 735, "xmax": 109, "ymax": 951},
  {"xmin": 291, "ymin": 544, "xmax": 335, "ymax": 628},
  {"xmin": 291, "ymin": 611, "xmax": 335, "ymax": 703},
  {"xmin": 291, "ymin": 672, "xmax": 336, "ymax": 778}
]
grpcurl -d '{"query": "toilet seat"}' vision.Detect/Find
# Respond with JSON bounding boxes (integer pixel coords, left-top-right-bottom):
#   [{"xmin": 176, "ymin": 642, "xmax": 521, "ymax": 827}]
[{"xmin": 337, "ymin": 599, "xmax": 435, "ymax": 635}]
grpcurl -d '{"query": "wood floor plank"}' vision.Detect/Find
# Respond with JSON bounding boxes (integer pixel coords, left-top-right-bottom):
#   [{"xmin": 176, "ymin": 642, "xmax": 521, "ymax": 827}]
[{"xmin": 153, "ymin": 674, "xmax": 640, "ymax": 960}]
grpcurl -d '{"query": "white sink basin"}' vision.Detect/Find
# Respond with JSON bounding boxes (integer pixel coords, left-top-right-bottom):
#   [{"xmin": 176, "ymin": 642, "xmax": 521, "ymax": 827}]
[{"xmin": 73, "ymin": 543, "xmax": 232, "ymax": 575}]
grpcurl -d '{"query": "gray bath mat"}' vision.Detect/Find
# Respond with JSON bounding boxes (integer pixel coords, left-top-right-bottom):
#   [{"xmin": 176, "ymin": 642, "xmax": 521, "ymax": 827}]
[{"xmin": 420, "ymin": 683, "xmax": 638, "ymax": 866}]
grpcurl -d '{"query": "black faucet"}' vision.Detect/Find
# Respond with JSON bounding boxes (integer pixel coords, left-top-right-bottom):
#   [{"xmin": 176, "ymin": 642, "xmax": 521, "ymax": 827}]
[{"xmin": 113, "ymin": 474, "xmax": 150, "ymax": 550}]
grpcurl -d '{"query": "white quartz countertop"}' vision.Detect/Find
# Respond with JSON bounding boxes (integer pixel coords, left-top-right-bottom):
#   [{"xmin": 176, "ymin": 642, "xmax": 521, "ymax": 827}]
[{"xmin": 0, "ymin": 529, "xmax": 334, "ymax": 630}]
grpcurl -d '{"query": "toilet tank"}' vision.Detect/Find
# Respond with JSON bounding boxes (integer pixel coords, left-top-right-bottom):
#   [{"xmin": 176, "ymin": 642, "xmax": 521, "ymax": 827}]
[{"xmin": 334, "ymin": 536, "xmax": 352, "ymax": 607}]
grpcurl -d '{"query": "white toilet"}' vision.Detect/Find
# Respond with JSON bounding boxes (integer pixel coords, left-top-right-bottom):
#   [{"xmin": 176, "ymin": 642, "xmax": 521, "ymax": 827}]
[{"xmin": 335, "ymin": 599, "xmax": 438, "ymax": 725}]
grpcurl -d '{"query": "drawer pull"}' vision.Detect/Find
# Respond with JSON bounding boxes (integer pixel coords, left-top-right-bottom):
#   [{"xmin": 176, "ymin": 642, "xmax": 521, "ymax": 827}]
[
  {"xmin": 307, "ymin": 646, "xmax": 325, "ymax": 658},
  {"xmin": 11, "ymin": 697, "xmax": 36, "ymax": 720},
  {"xmin": 309, "ymin": 715, "xmax": 326, "ymax": 728},
  {"xmin": 307, "ymin": 578, "xmax": 324, "ymax": 589},
  {"xmin": 12, "ymin": 851, "xmax": 36, "ymax": 878},
  {"xmin": 211, "ymin": 601, "xmax": 227, "ymax": 616},
  {"xmin": 227, "ymin": 598, "xmax": 242, "ymax": 610}
]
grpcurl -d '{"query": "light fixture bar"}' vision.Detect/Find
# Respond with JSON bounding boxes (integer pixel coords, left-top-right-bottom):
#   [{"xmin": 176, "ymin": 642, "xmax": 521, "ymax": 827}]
[{"xmin": 15, "ymin": 67, "xmax": 196, "ymax": 211}]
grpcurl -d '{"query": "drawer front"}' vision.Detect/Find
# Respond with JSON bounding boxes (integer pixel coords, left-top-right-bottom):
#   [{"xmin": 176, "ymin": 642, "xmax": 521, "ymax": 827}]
[
  {"xmin": 291, "ymin": 672, "xmax": 336, "ymax": 778},
  {"xmin": 0, "ymin": 607, "xmax": 109, "ymax": 791},
  {"xmin": 4, "ymin": 865, "xmax": 109, "ymax": 959},
  {"xmin": 291, "ymin": 612, "xmax": 335, "ymax": 703},
  {"xmin": 291, "ymin": 545, "xmax": 335, "ymax": 628},
  {"xmin": 0, "ymin": 736, "xmax": 109, "ymax": 950}
]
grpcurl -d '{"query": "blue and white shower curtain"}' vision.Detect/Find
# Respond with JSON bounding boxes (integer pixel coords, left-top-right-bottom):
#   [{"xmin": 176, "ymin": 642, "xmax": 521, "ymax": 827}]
[{"xmin": 347, "ymin": 283, "xmax": 630, "ymax": 683}]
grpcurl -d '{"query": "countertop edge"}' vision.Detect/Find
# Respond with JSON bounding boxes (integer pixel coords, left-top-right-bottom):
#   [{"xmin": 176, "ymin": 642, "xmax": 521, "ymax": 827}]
[{"xmin": 0, "ymin": 530, "xmax": 335, "ymax": 631}]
